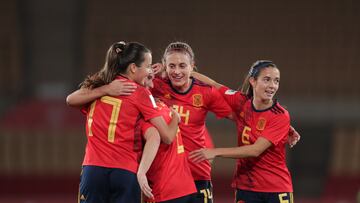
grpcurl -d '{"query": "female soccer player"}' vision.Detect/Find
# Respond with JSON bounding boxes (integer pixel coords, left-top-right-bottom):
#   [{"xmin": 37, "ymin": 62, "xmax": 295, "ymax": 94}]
[
  {"xmin": 150, "ymin": 42, "xmax": 234, "ymax": 203},
  {"xmin": 189, "ymin": 60, "xmax": 296, "ymax": 203},
  {"xmin": 66, "ymin": 41, "xmax": 179, "ymax": 203},
  {"xmin": 70, "ymin": 69, "xmax": 197, "ymax": 203}
]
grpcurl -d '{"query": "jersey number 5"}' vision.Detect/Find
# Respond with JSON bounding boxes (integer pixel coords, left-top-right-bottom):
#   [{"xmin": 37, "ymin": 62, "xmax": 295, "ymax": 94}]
[
  {"xmin": 87, "ymin": 96, "xmax": 122, "ymax": 143},
  {"xmin": 241, "ymin": 126, "xmax": 251, "ymax": 145}
]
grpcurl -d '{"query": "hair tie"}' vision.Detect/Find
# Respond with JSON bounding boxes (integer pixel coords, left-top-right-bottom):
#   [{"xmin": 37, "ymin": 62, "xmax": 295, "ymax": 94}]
[{"xmin": 115, "ymin": 48, "xmax": 122, "ymax": 53}]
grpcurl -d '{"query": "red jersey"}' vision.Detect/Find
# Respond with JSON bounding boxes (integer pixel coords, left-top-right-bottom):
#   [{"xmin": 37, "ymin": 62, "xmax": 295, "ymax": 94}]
[
  {"xmin": 219, "ymin": 86, "xmax": 293, "ymax": 192},
  {"xmin": 141, "ymin": 100, "xmax": 196, "ymax": 202},
  {"xmin": 81, "ymin": 76, "xmax": 161, "ymax": 173},
  {"xmin": 151, "ymin": 77, "xmax": 232, "ymax": 180}
]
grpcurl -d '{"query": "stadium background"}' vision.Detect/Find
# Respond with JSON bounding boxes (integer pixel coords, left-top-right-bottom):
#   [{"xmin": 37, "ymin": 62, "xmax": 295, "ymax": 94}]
[{"xmin": 0, "ymin": 0, "xmax": 359, "ymax": 202}]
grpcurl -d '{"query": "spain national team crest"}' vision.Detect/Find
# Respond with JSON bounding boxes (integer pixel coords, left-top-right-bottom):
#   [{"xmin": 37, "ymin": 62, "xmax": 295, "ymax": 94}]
[
  {"xmin": 256, "ymin": 117, "xmax": 267, "ymax": 131},
  {"xmin": 192, "ymin": 94, "xmax": 203, "ymax": 107},
  {"xmin": 164, "ymin": 93, "xmax": 171, "ymax": 99}
]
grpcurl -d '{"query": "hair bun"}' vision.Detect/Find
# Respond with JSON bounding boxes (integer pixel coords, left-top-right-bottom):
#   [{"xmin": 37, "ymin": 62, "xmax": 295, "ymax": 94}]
[{"xmin": 114, "ymin": 41, "xmax": 126, "ymax": 53}]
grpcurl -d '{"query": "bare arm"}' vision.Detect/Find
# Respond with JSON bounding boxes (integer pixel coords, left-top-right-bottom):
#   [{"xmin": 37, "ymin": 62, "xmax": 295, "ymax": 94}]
[
  {"xmin": 149, "ymin": 108, "xmax": 180, "ymax": 144},
  {"xmin": 189, "ymin": 137, "xmax": 272, "ymax": 163},
  {"xmin": 137, "ymin": 127, "xmax": 161, "ymax": 199},
  {"xmin": 66, "ymin": 80, "xmax": 136, "ymax": 107},
  {"xmin": 191, "ymin": 71, "xmax": 223, "ymax": 89}
]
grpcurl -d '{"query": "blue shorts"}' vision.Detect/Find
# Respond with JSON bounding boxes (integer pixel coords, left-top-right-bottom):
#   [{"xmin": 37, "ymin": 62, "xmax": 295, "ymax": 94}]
[
  {"xmin": 145, "ymin": 193, "xmax": 197, "ymax": 203},
  {"xmin": 194, "ymin": 180, "xmax": 213, "ymax": 203},
  {"xmin": 235, "ymin": 189, "xmax": 294, "ymax": 203},
  {"xmin": 78, "ymin": 165, "xmax": 140, "ymax": 203}
]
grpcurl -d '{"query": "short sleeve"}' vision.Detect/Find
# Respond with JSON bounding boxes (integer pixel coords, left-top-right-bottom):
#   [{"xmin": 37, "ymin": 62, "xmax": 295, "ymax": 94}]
[
  {"xmin": 135, "ymin": 87, "xmax": 162, "ymax": 121},
  {"xmin": 261, "ymin": 114, "xmax": 290, "ymax": 146},
  {"xmin": 139, "ymin": 119, "xmax": 155, "ymax": 139},
  {"xmin": 207, "ymin": 86, "xmax": 233, "ymax": 118},
  {"xmin": 218, "ymin": 86, "xmax": 247, "ymax": 112}
]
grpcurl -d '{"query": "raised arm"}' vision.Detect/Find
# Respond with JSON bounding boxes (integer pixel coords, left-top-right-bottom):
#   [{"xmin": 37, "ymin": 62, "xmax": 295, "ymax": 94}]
[
  {"xmin": 191, "ymin": 71, "xmax": 223, "ymax": 89},
  {"xmin": 66, "ymin": 79, "xmax": 136, "ymax": 107},
  {"xmin": 137, "ymin": 126, "xmax": 161, "ymax": 199},
  {"xmin": 149, "ymin": 108, "xmax": 180, "ymax": 144}
]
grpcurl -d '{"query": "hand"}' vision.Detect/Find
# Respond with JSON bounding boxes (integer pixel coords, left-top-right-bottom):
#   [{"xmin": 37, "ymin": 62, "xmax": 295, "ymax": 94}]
[
  {"xmin": 170, "ymin": 108, "xmax": 181, "ymax": 123},
  {"xmin": 152, "ymin": 63, "xmax": 164, "ymax": 75},
  {"xmin": 105, "ymin": 79, "xmax": 136, "ymax": 96},
  {"xmin": 137, "ymin": 172, "xmax": 153, "ymax": 199},
  {"xmin": 189, "ymin": 148, "xmax": 216, "ymax": 163},
  {"xmin": 288, "ymin": 126, "xmax": 301, "ymax": 148}
]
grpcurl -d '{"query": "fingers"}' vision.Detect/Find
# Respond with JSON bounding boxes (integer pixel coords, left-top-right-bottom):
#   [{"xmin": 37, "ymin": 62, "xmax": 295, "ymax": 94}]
[
  {"xmin": 137, "ymin": 175, "xmax": 154, "ymax": 199},
  {"xmin": 151, "ymin": 63, "xmax": 164, "ymax": 74},
  {"xmin": 140, "ymin": 182, "xmax": 153, "ymax": 199},
  {"xmin": 170, "ymin": 108, "xmax": 181, "ymax": 123},
  {"xmin": 188, "ymin": 149, "xmax": 206, "ymax": 163}
]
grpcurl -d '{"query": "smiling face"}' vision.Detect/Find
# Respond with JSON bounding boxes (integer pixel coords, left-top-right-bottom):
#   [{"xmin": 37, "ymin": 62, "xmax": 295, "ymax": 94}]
[
  {"xmin": 164, "ymin": 52, "xmax": 194, "ymax": 92},
  {"xmin": 250, "ymin": 67, "xmax": 280, "ymax": 103}
]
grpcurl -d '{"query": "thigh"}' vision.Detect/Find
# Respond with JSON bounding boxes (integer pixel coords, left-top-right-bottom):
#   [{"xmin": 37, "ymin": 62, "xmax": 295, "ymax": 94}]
[
  {"xmin": 109, "ymin": 168, "xmax": 140, "ymax": 203},
  {"xmin": 235, "ymin": 189, "xmax": 264, "ymax": 203},
  {"xmin": 79, "ymin": 166, "xmax": 110, "ymax": 203},
  {"xmin": 266, "ymin": 192, "xmax": 294, "ymax": 203},
  {"xmin": 193, "ymin": 180, "xmax": 213, "ymax": 203}
]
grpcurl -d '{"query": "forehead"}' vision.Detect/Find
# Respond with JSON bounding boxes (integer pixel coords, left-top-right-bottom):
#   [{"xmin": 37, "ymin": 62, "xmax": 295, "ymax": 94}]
[
  {"xmin": 165, "ymin": 52, "xmax": 191, "ymax": 64},
  {"xmin": 258, "ymin": 67, "xmax": 280, "ymax": 77},
  {"xmin": 143, "ymin": 52, "xmax": 152, "ymax": 64}
]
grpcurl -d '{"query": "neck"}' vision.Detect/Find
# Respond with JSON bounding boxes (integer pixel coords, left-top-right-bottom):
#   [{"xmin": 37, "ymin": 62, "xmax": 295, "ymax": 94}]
[
  {"xmin": 252, "ymin": 96, "xmax": 273, "ymax": 110},
  {"xmin": 174, "ymin": 78, "xmax": 192, "ymax": 93}
]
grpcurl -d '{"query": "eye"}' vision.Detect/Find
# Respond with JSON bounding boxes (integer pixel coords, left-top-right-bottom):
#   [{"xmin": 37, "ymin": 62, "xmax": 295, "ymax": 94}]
[{"xmin": 180, "ymin": 63, "xmax": 188, "ymax": 69}]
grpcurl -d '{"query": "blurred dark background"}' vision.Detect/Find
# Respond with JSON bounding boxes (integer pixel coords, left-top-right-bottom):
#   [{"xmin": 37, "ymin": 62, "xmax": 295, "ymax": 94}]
[{"xmin": 0, "ymin": 0, "xmax": 359, "ymax": 202}]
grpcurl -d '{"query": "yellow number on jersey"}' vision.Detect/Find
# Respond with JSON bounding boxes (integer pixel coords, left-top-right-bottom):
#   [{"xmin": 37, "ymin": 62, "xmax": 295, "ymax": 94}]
[
  {"xmin": 279, "ymin": 193, "xmax": 293, "ymax": 203},
  {"xmin": 87, "ymin": 96, "xmax": 122, "ymax": 143},
  {"xmin": 241, "ymin": 126, "xmax": 251, "ymax": 145},
  {"xmin": 172, "ymin": 105, "xmax": 190, "ymax": 125},
  {"xmin": 176, "ymin": 128, "xmax": 184, "ymax": 154}
]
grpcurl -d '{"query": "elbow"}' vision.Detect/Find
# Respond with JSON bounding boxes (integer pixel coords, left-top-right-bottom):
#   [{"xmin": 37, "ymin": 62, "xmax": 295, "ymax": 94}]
[
  {"xmin": 161, "ymin": 134, "xmax": 175, "ymax": 145},
  {"xmin": 149, "ymin": 132, "xmax": 161, "ymax": 145},
  {"xmin": 65, "ymin": 95, "xmax": 73, "ymax": 106},
  {"xmin": 66, "ymin": 94, "xmax": 80, "ymax": 107}
]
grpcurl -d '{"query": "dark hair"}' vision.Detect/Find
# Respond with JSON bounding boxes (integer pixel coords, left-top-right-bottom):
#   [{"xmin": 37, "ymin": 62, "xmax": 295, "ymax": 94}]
[
  {"xmin": 80, "ymin": 41, "xmax": 151, "ymax": 89},
  {"xmin": 240, "ymin": 60, "xmax": 277, "ymax": 98},
  {"xmin": 162, "ymin": 41, "xmax": 195, "ymax": 64}
]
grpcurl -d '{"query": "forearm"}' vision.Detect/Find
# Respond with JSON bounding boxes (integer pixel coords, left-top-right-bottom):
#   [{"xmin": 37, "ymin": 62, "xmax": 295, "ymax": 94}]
[
  {"xmin": 150, "ymin": 116, "xmax": 179, "ymax": 144},
  {"xmin": 138, "ymin": 129, "xmax": 161, "ymax": 175},
  {"xmin": 191, "ymin": 72, "xmax": 222, "ymax": 89},
  {"xmin": 66, "ymin": 86, "xmax": 107, "ymax": 107},
  {"xmin": 214, "ymin": 145, "xmax": 262, "ymax": 159}
]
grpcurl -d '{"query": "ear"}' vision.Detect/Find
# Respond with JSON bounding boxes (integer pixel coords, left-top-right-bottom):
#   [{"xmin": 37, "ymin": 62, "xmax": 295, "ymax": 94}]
[
  {"xmin": 191, "ymin": 63, "xmax": 195, "ymax": 71},
  {"xmin": 249, "ymin": 77, "xmax": 256, "ymax": 87},
  {"xmin": 129, "ymin": 63, "xmax": 137, "ymax": 74}
]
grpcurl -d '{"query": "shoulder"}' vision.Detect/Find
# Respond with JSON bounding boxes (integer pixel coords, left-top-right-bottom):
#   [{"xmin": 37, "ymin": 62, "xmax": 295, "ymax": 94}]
[
  {"xmin": 268, "ymin": 101, "xmax": 290, "ymax": 120},
  {"xmin": 192, "ymin": 77, "xmax": 213, "ymax": 89}
]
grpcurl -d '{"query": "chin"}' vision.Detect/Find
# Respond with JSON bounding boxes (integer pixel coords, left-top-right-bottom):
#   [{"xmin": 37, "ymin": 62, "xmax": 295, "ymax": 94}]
[{"xmin": 170, "ymin": 80, "xmax": 185, "ymax": 88}]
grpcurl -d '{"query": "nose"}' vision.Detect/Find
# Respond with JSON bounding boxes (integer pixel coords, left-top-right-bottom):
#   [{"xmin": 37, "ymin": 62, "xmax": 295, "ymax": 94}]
[{"xmin": 268, "ymin": 80, "xmax": 277, "ymax": 89}]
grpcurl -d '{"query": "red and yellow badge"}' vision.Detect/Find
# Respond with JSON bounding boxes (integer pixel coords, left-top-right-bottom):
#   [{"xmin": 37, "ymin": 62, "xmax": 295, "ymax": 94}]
[
  {"xmin": 192, "ymin": 94, "xmax": 203, "ymax": 107},
  {"xmin": 256, "ymin": 117, "xmax": 267, "ymax": 131},
  {"xmin": 164, "ymin": 93, "xmax": 171, "ymax": 99},
  {"xmin": 240, "ymin": 111, "xmax": 244, "ymax": 118}
]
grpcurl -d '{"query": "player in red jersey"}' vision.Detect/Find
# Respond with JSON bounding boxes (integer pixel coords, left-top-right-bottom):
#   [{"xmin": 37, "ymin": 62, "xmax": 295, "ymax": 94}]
[
  {"xmin": 69, "ymin": 69, "xmax": 197, "ymax": 203},
  {"xmin": 150, "ymin": 42, "xmax": 234, "ymax": 203},
  {"xmin": 190, "ymin": 60, "xmax": 297, "ymax": 203},
  {"xmin": 66, "ymin": 41, "xmax": 180, "ymax": 203},
  {"xmin": 139, "ymin": 100, "xmax": 197, "ymax": 203}
]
